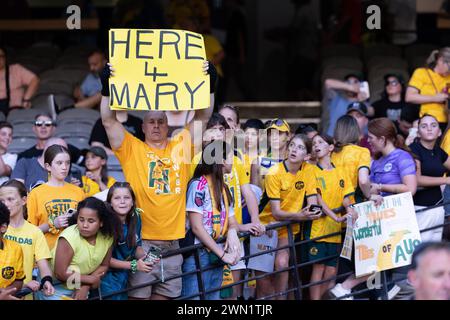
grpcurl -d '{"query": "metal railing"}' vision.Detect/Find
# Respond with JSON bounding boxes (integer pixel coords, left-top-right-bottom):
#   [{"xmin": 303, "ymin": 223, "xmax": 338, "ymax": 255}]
[{"xmin": 89, "ymin": 203, "xmax": 450, "ymax": 301}]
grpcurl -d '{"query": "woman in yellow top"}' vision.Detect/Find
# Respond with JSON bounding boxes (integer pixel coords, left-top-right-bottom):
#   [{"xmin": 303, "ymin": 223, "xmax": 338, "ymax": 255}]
[
  {"xmin": 27, "ymin": 145, "xmax": 85, "ymax": 250},
  {"xmin": 332, "ymin": 115, "xmax": 372, "ymax": 203},
  {"xmin": 82, "ymin": 147, "xmax": 116, "ymax": 197},
  {"xmin": 258, "ymin": 134, "xmax": 322, "ymax": 300},
  {"xmin": 40, "ymin": 197, "xmax": 115, "ymax": 300},
  {"xmin": 307, "ymin": 134, "xmax": 355, "ymax": 300},
  {"xmin": 406, "ymin": 47, "xmax": 450, "ymax": 131},
  {"xmin": 1, "ymin": 179, "xmax": 54, "ymax": 299},
  {"xmin": 0, "ymin": 201, "xmax": 25, "ymax": 295}
]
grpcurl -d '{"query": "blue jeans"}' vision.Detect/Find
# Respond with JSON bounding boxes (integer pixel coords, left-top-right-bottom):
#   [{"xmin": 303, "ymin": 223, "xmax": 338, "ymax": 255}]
[
  {"xmin": 444, "ymin": 185, "xmax": 450, "ymax": 215},
  {"xmin": 181, "ymin": 248, "xmax": 223, "ymax": 300}
]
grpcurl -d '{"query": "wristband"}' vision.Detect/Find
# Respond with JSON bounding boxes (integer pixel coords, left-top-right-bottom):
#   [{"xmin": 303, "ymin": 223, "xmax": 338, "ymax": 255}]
[
  {"xmin": 220, "ymin": 251, "xmax": 225, "ymax": 260},
  {"xmin": 39, "ymin": 276, "xmax": 53, "ymax": 290},
  {"xmin": 207, "ymin": 61, "xmax": 217, "ymax": 93},
  {"xmin": 130, "ymin": 259, "xmax": 138, "ymax": 273},
  {"xmin": 100, "ymin": 64, "xmax": 111, "ymax": 97}
]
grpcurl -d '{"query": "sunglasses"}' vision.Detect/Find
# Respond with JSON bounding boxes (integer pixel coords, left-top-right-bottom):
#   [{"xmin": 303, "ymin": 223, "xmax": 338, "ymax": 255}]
[
  {"xmin": 34, "ymin": 120, "xmax": 54, "ymax": 127},
  {"xmin": 267, "ymin": 118, "xmax": 288, "ymax": 128},
  {"xmin": 386, "ymin": 80, "xmax": 399, "ymax": 86}
]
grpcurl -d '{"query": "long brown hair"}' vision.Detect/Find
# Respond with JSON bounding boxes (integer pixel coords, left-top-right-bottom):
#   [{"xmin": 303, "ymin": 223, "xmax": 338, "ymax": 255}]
[
  {"xmin": 106, "ymin": 182, "xmax": 139, "ymax": 248},
  {"xmin": 333, "ymin": 115, "xmax": 361, "ymax": 153},
  {"xmin": 192, "ymin": 140, "xmax": 232, "ymax": 212},
  {"xmin": 368, "ymin": 117, "xmax": 411, "ymax": 160}
]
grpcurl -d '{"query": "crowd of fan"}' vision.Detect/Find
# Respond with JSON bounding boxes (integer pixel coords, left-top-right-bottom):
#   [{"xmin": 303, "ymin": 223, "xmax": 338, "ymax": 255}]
[{"xmin": 0, "ymin": 43, "xmax": 450, "ymax": 301}]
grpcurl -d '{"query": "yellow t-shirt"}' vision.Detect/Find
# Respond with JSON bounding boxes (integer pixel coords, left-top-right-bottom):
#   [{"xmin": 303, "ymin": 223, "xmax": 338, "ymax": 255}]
[
  {"xmin": 331, "ymin": 144, "xmax": 371, "ymax": 191},
  {"xmin": 408, "ymin": 67, "xmax": 450, "ymax": 123},
  {"xmin": 27, "ymin": 183, "xmax": 86, "ymax": 250},
  {"xmin": 4, "ymin": 221, "xmax": 51, "ymax": 284},
  {"xmin": 190, "ymin": 152, "xmax": 250, "ymax": 224},
  {"xmin": 308, "ymin": 164, "xmax": 354, "ymax": 243},
  {"xmin": 260, "ymin": 161, "xmax": 319, "ymax": 238},
  {"xmin": 114, "ymin": 130, "xmax": 191, "ymax": 240},
  {"xmin": 0, "ymin": 238, "xmax": 25, "ymax": 288},
  {"xmin": 204, "ymin": 34, "xmax": 224, "ymax": 77},
  {"xmin": 52, "ymin": 225, "xmax": 113, "ymax": 279},
  {"xmin": 441, "ymin": 129, "xmax": 450, "ymax": 155},
  {"xmin": 82, "ymin": 176, "xmax": 116, "ymax": 197}
]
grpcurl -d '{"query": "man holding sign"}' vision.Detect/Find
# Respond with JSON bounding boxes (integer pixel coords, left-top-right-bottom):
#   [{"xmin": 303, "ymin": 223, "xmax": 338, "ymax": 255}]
[{"xmin": 100, "ymin": 29, "xmax": 216, "ymax": 300}]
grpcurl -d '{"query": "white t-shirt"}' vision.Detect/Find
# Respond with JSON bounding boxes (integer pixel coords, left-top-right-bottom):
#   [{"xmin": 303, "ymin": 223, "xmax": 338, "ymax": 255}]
[
  {"xmin": 186, "ymin": 176, "xmax": 235, "ymax": 244},
  {"xmin": 0, "ymin": 153, "xmax": 18, "ymax": 184}
]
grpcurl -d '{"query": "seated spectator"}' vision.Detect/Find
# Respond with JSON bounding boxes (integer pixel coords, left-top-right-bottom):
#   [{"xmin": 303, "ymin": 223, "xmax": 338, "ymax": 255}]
[
  {"xmin": 0, "ymin": 46, "xmax": 40, "ymax": 116},
  {"xmin": 26, "ymin": 144, "xmax": 85, "ymax": 250},
  {"xmin": 397, "ymin": 104, "xmax": 420, "ymax": 142},
  {"xmin": 407, "ymin": 242, "xmax": 450, "ymax": 300},
  {"xmin": 346, "ymin": 102, "xmax": 373, "ymax": 155},
  {"xmin": 89, "ymin": 112, "xmax": 144, "ymax": 156},
  {"xmin": 322, "ymin": 73, "xmax": 373, "ymax": 136},
  {"xmin": 43, "ymin": 197, "xmax": 115, "ymax": 300},
  {"xmin": 406, "ymin": 47, "xmax": 450, "ymax": 132},
  {"xmin": 1, "ymin": 180, "xmax": 55, "ymax": 299},
  {"xmin": 73, "ymin": 49, "xmax": 106, "ymax": 110},
  {"xmin": 13, "ymin": 137, "xmax": 80, "ymax": 192},
  {"xmin": 0, "ymin": 201, "xmax": 25, "ymax": 295},
  {"xmin": 17, "ymin": 113, "xmax": 83, "ymax": 165},
  {"xmin": 372, "ymin": 74, "xmax": 419, "ymax": 124},
  {"xmin": 0, "ymin": 121, "xmax": 17, "ymax": 184},
  {"xmin": 82, "ymin": 146, "xmax": 116, "ymax": 197},
  {"xmin": 100, "ymin": 182, "xmax": 152, "ymax": 300}
]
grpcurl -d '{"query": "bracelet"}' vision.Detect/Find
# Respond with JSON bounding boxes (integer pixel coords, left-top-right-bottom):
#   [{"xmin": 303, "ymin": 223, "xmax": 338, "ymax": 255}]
[
  {"xmin": 39, "ymin": 276, "xmax": 53, "ymax": 290},
  {"xmin": 220, "ymin": 251, "xmax": 225, "ymax": 259},
  {"xmin": 130, "ymin": 259, "xmax": 138, "ymax": 273}
]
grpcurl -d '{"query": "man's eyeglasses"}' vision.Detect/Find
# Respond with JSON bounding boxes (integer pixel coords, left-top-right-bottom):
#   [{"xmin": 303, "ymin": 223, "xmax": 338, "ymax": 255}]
[
  {"xmin": 386, "ymin": 80, "xmax": 399, "ymax": 86},
  {"xmin": 34, "ymin": 120, "xmax": 54, "ymax": 127}
]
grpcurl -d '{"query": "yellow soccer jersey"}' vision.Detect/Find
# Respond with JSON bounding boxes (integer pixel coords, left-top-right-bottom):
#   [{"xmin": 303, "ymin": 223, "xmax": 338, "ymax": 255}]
[
  {"xmin": 409, "ymin": 67, "xmax": 450, "ymax": 123},
  {"xmin": 0, "ymin": 238, "xmax": 25, "ymax": 288},
  {"xmin": 4, "ymin": 221, "xmax": 51, "ymax": 284},
  {"xmin": 331, "ymin": 144, "xmax": 371, "ymax": 190},
  {"xmin": 260, "ymin": 161, "xmax": 319, "ymax": 238},
  {"xmin": 114, "ymin": 130, "xmax": 192, "ymax": 240},
  {"xmin": 191, "ymin": 151, "xmax": 250, "ymax": 224},
  {"xmin": 82, "ymin": 176, "xmax": 116, "ymax": 197},
  {"xmin": 441, "ymin": 129, "xmax": 450, "ymax": 155},
  {"xmin": 308, "ymin": 164, "xmax": 355, "ymax": 243}
]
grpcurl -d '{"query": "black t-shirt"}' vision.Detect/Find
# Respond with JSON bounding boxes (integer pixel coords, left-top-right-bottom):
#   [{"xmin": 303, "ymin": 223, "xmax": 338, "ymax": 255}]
[
  {"xmin": 372, "ymin": 98, "xmax": 406, "ymax": 122},
  {"xmin": 89, "ymin": 114, "xmax": 145, "ymax": 148},
  {"xmin": 410, "ymin": 141, "xmax": 448, "ymax": 206},
  {"xmin": 17, "ymin": 144, "xmax": 83, "ymax": 165}
]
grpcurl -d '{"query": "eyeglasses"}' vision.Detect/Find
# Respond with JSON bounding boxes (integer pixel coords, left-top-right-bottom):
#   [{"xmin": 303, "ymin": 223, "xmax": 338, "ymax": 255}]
[
  {"xmin": 386, "ymin": 80, "xmax": 399, "ymax": 86},
  {"xmin": 34, "ymin": 120, "xmax": 54, "ymax": 127}
]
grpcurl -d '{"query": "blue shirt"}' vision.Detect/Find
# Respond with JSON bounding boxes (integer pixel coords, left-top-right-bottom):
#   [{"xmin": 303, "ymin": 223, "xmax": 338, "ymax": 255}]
[
  {"xmin": 326, "ymin": 93, "xmax": 353, "ymax": 136},
  {"xmin": 80, "ymin": 73, "xmax": 101, "ymax": 97},
  {"xmin": 100, "ymin": 212, "xmax": 142, "ymax": 300}
]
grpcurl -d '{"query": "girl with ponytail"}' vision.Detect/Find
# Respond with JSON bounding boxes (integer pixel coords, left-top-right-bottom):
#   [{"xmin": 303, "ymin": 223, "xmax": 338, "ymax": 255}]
[
  {"xmin": 367, "ymin": 117, "xmax": 417, "ymax": 197},
  {"xmin": 406, "ymin": 47, "xmax": 450, "ymax": 131}
]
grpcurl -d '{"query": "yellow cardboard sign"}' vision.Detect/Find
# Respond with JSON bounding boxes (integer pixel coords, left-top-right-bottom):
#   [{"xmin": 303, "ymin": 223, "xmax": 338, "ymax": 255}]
[{"xmin": 108, "ymin": 29, "xmax": 209, "ymax": 111}]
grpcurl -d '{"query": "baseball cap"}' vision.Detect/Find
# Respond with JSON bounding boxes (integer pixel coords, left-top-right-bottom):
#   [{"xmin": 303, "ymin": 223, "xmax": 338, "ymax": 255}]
[
  {"xmin": 87, "ymin": 146, "xmax": 108, "ymax": 160},
  {"xmin": 266, "ymin": 118, "xmax": 291, "ymax": 133},
  {"xmin": 346, "ymin": 102, "xmax": 368, "ymax": 117},
  {"xmin": 344, "ymin": 72, "xmax": 364, "ymax": 82}
]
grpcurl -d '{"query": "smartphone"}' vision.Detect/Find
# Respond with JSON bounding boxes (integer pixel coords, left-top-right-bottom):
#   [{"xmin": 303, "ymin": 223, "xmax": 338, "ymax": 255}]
[
  {"xmin": 13, "ymin": 287, "xmax": 33, "ymax": 298},
  {"xmin": 309, "ymin": 204, "xmax": 322, "ymax": 211},
  {"xmin": 69, "ymin": 166, "xmax": 83, "ymax": 187},
  {"xmin": 66, "ymin": 208, "xmax": 76, "ymax": 216},
  {"xmin": 359, "ymin": 81, "xmax": 370, "ymax": 100},
  {"xmin": 144, "ymin": 246, "xmax": 162, "ymax": 263}
]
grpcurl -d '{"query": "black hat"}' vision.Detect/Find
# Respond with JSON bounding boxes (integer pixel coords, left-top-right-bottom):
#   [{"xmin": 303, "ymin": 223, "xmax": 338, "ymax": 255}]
[
  {"xmin": 344, "ymin": 72, "xmax": 364, "ymax": 82},
  {"xmin": 346, "ymin": 101, "xmax": 368, "ymax": 117},
  {"xmin": 87, "ymin": 146, "xmax": 108, "ymax": 160}
]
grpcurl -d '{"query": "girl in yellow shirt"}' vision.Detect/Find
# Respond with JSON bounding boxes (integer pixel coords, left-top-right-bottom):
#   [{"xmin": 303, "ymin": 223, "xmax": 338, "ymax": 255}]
[
  {"xmin": 46, "ymin": 197, "xmax": 116, "ymax": 300},
  {"xmin": 1, "ymin": 179, "xmax": 54, "ymax": 299},
  {"xmin": 27, "ymin": 145, "xmax": 85, "ymax": 250},
  {"xmin": 82, "ymin": 147, "xmax": 116, "ymax": 197}
]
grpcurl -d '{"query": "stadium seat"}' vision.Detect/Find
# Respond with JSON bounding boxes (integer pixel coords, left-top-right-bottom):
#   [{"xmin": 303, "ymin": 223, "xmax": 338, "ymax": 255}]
[
  {"xmin": 58, "ymin": 136, "xmax": 90, "ymax": 150},
  {"xmin": 321, "ymin": 44, "xmax": 361, "ymax": 59},
  {"xmin": 55, "ymin": 123, "xmax": 93, "ymax": 139},
  {"xmin": 322, "ymin": 56, "xmax": 363, "ymax": 72},
  {"xmin": 57, "ymin": 108, "xmax": 100, "ymax": 126},
  {"xmin": 107, "ymin": 155, "xmax": 122, "ymax": 171},
  {"xmin": 366, "ymin": 56, "xmax": 408, "ymax": 73},
  {"xmin": 109, "ymin": 170, "xmax": 126, "ymax": 182},
  {"xmin": 7, "ymin": 109, "xmax": 42, "ymax": 126},
  {"xmin": 12, "ymin": 123, "xmax": 33, "ymax": 137},
  {"xmin": 363, "ymin": 43, "xmax": 402, "ymax": 62},
  {"xmin": 8, "ymin": 137, "xmax": 36, "ymax": 154}
]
